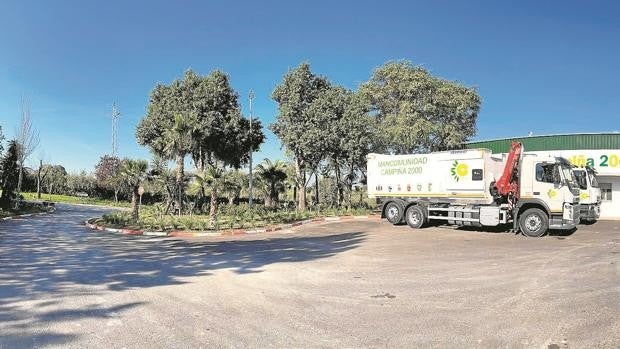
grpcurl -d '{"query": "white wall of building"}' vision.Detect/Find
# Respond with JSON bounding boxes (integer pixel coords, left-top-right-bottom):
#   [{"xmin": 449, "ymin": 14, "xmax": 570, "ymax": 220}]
[{"xmin": 598, "ymin": 176, "xmax": 620, "ymax": 220}]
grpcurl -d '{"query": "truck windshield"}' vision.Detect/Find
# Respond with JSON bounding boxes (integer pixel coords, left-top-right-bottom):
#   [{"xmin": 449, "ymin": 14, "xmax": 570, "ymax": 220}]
[
  {"xmin": 587, "ymin": 168, "xmax": 599, "ymax": 188},
  {"xmin": 573, "ymin": 170, "xmax": 588, "ymax": 190},
  {"xmin": 560, "ymin": 164, "xmax": 578, "ymax": 189}
]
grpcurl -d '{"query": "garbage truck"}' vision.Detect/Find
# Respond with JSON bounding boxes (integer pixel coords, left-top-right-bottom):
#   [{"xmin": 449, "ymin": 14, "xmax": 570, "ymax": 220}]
[
  {"xmin": 572, "ymin": 166, "xmax": 601, "ymax": 222},
  {"xmin": 367, "ymin": 141, "xmax": 581, "ymax": 237}
]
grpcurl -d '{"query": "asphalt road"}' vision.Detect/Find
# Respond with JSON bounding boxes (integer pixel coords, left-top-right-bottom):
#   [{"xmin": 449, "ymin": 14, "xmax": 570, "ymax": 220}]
[{"xmin": 0, "ymin": 204, "xmax": 618, "ymax": 348}]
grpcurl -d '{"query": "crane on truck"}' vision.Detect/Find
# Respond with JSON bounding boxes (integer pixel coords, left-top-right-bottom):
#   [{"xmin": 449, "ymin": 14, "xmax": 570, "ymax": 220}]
[{"xmin": 367, "ymin": 141, "xmax": 581, "ymax": 237}]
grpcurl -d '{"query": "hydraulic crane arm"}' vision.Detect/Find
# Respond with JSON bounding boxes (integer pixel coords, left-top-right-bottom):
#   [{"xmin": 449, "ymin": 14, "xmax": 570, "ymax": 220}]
[{"xmin": 494, "ymin": 141, "xmax": 523, "ymax": 200}]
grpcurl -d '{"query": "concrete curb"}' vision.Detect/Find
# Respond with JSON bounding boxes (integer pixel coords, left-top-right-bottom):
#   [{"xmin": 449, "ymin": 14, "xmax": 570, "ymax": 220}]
[
  {"xmin": 1, "ymin": 211, "xmax": 51, "ymax": 222},
  {"xmin": 84, "ymin": 214, "xmax": 381, "ymax": 238}
]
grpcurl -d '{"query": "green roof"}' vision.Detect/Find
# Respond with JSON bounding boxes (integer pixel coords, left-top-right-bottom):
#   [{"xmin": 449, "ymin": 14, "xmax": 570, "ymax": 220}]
[{"xmin": 466, "ymin": 133, "xmax": 620, "ymax": 153}]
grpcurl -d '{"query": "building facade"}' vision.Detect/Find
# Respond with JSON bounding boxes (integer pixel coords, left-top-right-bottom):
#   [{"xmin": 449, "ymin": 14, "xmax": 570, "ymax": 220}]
[{"xmin": 467, "ymin": 133, "xmax": 620, "ymax": 220}]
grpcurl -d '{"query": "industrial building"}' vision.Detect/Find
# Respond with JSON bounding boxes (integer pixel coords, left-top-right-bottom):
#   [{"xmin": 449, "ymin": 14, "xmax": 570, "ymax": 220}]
[{"xmin": 467, "ymin": 133, "xmax": 620, "ymax": 220}]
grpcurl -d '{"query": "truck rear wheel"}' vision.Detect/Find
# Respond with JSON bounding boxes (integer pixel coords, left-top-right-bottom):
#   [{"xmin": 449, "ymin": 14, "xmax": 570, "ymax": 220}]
[
  {"xmin": 384, "ymin": 202, "xmax": 402, "ymax": 224},
  {"xmin": 405, "ymin": 205, "xmax": 426, "ymax": 229},
  {"xmin": 519, "ymin": 208, "xmax": 548, "ymax": 237}
]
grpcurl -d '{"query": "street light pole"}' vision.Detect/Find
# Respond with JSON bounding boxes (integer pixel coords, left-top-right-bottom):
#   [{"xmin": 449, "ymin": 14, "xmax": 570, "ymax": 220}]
[{"xmin": 248, "ymin": 90, "xmax": 255, "ymax": 208}]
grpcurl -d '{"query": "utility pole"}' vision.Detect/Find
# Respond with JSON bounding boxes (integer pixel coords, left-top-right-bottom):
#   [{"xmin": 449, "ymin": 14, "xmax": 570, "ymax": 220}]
[
  {"xmin": 111, "ymin": 103, "xmax": 120, "ymax": 156},
  {"xmin": 248, "ymin": 90, "xmax": 255, "ymax": 208}
]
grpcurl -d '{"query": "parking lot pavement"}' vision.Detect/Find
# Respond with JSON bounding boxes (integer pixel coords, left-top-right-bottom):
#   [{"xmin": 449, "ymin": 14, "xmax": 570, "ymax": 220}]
[{"xmin": 1, "ymin": 205, "xmax": 618, "ymax": 348}]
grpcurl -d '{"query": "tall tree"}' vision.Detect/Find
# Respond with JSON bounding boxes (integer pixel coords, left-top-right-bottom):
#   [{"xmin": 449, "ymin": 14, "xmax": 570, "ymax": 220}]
[
  {"xmin": 137, "ymin": 69, "xmax": 264, "ymax": 213},
  {"xmin": 0, "ymin": 140, "xmax": 19, "ymax": 208},
  {"xmin": 15, "ymin": 97, "xmax": 40, "ymax": 194},
  {"xmin": 360, "ymin": 60, "xmax": 480, "ymax": 153},
  {"xmin": 119, "ymin": 159, "xmax": 149, "ymax": 220},
  {"xmin": 94, "ymin": 155, "xmax": 123, "ymax": 203},
  {"xmin": 0, "ymin": 125, "xmax": 4, "ymax": 156},
  {"xmin": 255, "ymin": 159, "xmax": 287, "ymax": 208},
  {"xmin": 191, "ymin": 166, "xmax": 232, "ymax": 224},
  {"xmin": 271, "ymin": 62, "xmax": 331, "ymax": 210},
  {"xmin": 155, "ymin": 114, "xmax": 194, "ymax": 208},
  {"xmin": 42, "ymin": 165, "xmax": 68, "ymax": 196},
  {"xmin": 36, "ymin": 159, "xmax": 50, "ymax": 199},
  {"xmin": 149, "ymin": 155, "xmax": 178, "ymax": 214}
]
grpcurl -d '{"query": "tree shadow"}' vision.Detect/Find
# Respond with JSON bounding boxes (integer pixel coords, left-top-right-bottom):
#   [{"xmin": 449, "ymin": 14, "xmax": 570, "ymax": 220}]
[
  {"xmin": 0, "ymin": 301, "xmax": 144, "ymax": 349},
  {"xmin": 0, "ymin": 204, "xmax": 366, "ymax": 346}
]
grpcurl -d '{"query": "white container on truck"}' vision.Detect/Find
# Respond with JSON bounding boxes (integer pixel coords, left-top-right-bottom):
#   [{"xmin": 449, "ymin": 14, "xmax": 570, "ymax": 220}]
[
  {"xmin": 367, "ymin": 141, "xmax": 581, "ymax": 237},
  {"xmin": 572, "ymin": 167, "xmax": 601, "ymax": 222}
]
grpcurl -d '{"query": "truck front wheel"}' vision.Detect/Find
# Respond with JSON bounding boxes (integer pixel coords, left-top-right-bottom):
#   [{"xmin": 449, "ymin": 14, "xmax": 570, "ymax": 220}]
[
  {"xmin": 405, "ymin": 205, "xmax": 426, "ymax": 229},
  {"xmin": 519, "ymin": 208, "xmax": 548, "ymax": 237},
  {"xmin": 384, "ymin": 202, "xmax": 403, "ymax": 224}
]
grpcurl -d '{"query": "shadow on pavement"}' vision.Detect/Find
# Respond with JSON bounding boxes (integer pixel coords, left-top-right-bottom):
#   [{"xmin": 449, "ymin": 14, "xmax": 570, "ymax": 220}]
[{"xmin": 0, "ymin": 204, "xmax": 366, "ymax": 347}]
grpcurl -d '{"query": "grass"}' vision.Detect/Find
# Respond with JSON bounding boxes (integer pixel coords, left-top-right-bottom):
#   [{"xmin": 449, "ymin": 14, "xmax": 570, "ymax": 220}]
[{"xmin": 21, "ymin": 192, "xmax": 130, "ymax": 207}]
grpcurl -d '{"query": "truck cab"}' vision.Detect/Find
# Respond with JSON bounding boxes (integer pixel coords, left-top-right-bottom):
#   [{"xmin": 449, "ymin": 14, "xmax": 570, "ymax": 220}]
[
  {"xmin": 572, "ymin": 166, "xmax": 601, "ymax": 222},
  {"xmin": 517, "ymin": 155, "xmax": 581, "ymax": 232}
]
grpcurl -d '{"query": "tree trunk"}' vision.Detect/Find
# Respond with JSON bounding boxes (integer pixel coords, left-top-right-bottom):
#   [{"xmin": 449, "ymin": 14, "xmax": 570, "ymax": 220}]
[
  {"xmin": 264, "ymin": 195, "xmax": 272, "ymax": 208},
  {"xmin": 36, "ymin": 160, "xmax": 42, "ymax": 199},
  {"xmin": 175, "ymin": 154, "xmax": 185, "ymax": 212},
  {"xmin": 131, "ymin": 186, "xmax": 139, "ymax": 220},
  {"xmin": 270, "ymin": 182, "xmax": 277, "ymax": 208},
  {"xmin": 314, "ymin": 171, "xmax": 319, "ymax": 205},
  {"xmin": 334, "ymin": 160, "xmax": 342, "ymax": 206},
  {"xmin": 209, "ymin": 187, "xmax": 218, "ymax": 225},
  {"xmin": 17, "ymin": 161, "xmax": 24, "ymax": 194},
  {"xmin": 114, "ymin": 188, "xmax": 119, "ymax": 203},
  {"xmin": 296, "ymin": 158, "xmax": 306, "ymax": 211}
]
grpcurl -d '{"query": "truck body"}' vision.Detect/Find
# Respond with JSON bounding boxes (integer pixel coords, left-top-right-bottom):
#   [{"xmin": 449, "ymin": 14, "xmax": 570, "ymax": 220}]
[
  {"xmin": 572, "ymin": 167, "xmax": 601, "ymax": 221},
  {"xmin": 367, "ymin": 143, "xmax": 580, "ymax": 237}
]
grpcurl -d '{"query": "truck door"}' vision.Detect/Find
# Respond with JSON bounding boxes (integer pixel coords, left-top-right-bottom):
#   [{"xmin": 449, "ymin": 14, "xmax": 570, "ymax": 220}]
[{"xmin": 533, "ymin": 162, "xmax": 564, "ymax": 214}]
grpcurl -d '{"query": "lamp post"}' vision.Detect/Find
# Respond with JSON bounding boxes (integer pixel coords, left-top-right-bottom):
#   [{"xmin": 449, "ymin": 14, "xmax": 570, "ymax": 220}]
[{"xmin": 248, "ymin": 90, "xmax": 255, "ymax": 208}]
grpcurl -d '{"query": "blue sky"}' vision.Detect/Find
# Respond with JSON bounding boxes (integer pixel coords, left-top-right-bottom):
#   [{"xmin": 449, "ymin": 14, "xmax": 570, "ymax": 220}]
[{"xmin": 0, "ymin": 0, "xmax": 618, "ymax": 172}]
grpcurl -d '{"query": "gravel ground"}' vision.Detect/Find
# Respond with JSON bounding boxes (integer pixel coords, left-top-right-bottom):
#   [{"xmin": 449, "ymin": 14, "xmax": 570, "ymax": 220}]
[{"xmin": 0, "ymin": 204, "xmax": 618, "ymax": 348}]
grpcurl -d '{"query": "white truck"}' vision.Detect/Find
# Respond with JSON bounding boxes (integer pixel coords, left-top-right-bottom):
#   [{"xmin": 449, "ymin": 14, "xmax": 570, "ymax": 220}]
[
  {"xmin": 367, "ymin": 141, "xmax": 581, "ymax": 237},
  {"xmin": 572, "ymin": 166, "xmax": 601, "ymax": 222}
]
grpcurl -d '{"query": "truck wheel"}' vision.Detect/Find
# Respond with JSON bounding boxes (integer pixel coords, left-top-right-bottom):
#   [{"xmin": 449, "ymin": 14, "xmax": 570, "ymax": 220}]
[
  {"xmin": 405, "ymin": 205, "xmax": 425, "ymax": 229},
  {"xmin": 519, "ymin": 208, "xmax": 548, "ymax": 237},
  {"xmin": 384, "ymin": 202, "xmax": 402, "ymax": 224}
]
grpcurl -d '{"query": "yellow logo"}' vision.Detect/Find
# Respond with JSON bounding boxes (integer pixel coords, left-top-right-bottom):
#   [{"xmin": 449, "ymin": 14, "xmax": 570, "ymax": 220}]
[
  {"xmin": 547, "ymin": 189, "xmax": 557, "ymax": 199},
  {"xmin": 580, "ymin": 192, "xmax": 590, "ymax": 200},
  {"xmin": 450, "ymin": 161, "xmax": 469, "ymax": 181}
]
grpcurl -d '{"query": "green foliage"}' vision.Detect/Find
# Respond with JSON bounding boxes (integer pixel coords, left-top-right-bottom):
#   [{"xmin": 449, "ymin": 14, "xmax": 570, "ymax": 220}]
[
  {"xmin": 0, "ymin": 140, "xmax": 19, "ymax": 208},
  {"xmin": 255, "ymin": 158, "xmax": 287, "ymax": 207},
  {"xmin": 41, "ymin": 165, "xmax": 68, "ymax": 195},
  {"xmin": 138, "ymin": 69, "xmax": 265, "ymax": 215},
  {"xmin": 360, "ymin": 60, "xmax": 480, "ymax": 153},
  {"xmin": 94, "ymin": 154, "xmax": 124, "ymax": 199},
  {"xmin": 119, "ymin": 158, "xmax": 149, "ymax": 220},
  {"xmin": 270, "ymin": 62, "xmax": 331, "ymax": 210},
  {"xmin": 66, "ymin": 171, "xmax": 97, "ymax": 196}
]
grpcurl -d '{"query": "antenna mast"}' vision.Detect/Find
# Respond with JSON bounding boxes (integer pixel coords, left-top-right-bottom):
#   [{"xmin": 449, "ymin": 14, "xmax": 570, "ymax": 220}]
[{"xmin": 111, "ymin": 103, "xmax": 120, "ymax": 156}]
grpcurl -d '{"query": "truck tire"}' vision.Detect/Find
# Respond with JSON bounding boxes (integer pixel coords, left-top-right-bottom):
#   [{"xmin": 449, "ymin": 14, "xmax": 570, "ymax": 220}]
[
  {"xmin": 384, "ymin": 202, "xmax": 402, "ymax": 224},
  {"xmin": 405, "ymin": 205, "xmax": 426, "ymax": 229},
  {"xmin": 519, "ymin": 208, "xmax": 548, "ymax": 237}
]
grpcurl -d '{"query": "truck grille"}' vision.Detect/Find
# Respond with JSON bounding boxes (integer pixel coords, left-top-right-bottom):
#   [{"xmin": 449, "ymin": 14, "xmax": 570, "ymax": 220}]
[{"xmin": 573, "ymin": 204, "xmax": 580, "ymax": 220}]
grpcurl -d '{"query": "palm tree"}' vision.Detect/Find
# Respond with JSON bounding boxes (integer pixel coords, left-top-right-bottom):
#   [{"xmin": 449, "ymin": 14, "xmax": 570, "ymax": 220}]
[
  {"xmin": 255, "ymin": 159, "xmax": 287, "ymax": 208},
  {"xmin": 119, "ymin": 159, "xmax": 149, "ymax": 220},
  {"xmin": 154, "ymin": 114, "xmax": 195, "ymax": 210},
  {"xmin": 191, "ymin": 166, "xmax": 230, "ymax": 224},
  {"xmin": 222, "ymin": 170, "xmax": 246, "ymax": 205}
]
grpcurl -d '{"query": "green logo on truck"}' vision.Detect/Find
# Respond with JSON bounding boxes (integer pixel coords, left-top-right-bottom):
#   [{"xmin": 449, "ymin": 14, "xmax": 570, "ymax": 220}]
[{"xmin": 450, "ymin": 160, "xmax": 469, "ymax": 181}]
